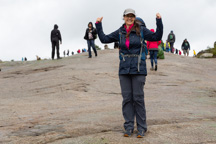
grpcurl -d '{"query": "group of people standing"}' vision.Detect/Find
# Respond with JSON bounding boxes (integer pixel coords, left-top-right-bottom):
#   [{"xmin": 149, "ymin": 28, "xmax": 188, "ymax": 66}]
[
  {"xmin": 50, "ymin": 23, "xmax": 98, "ymax": 60},
  {"xmin": 49, "ymin": 8, "xmax": 193, "ymax": 139}
]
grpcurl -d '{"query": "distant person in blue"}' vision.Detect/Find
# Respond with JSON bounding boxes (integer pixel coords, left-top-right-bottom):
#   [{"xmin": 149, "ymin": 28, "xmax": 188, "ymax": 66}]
[
  {"xmin": 84, "ymin": 22, "xmax": 98, "ymax": 58},
  {"xmin": 95, "ymin": 8, "xmax": 163, "ymax": 138},
  {"xmin": 164, "ymin": 40, "xmax": 170, "ymax": 52}
]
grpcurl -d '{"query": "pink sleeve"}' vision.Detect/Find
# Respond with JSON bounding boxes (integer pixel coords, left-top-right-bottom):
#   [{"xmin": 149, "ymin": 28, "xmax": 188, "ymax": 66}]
[{"xmin": 158, "ymin": 40, "xmax": 161, "ymax": 45}]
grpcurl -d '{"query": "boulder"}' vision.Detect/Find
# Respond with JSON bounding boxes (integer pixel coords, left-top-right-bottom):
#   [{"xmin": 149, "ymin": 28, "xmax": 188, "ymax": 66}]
[{"xmin": 200, "ymin": 53, "xmax": 213, "ymax": 58}]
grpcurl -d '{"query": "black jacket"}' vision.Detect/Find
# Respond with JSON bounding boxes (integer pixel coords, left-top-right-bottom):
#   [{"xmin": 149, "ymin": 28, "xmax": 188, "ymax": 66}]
[
  {"xmin": 84, "ymin": 28, "xmax": 97, "ymax": 40},
  {"xmin": 167, "ymin": 32, "xmax": 175, "ymax": 43},
  {"xmin": 51, "ymin": 27, "xmax": 62, "ymax": 42},
  {"xmin": 182, "ymin": 41, "xmax": 190, "ymax": 50}
]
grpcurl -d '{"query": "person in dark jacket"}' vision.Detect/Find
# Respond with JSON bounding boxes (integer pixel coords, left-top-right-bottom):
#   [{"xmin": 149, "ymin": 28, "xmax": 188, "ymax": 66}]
[
  {"xmin": 167, "ymin": 31, "xmax": 175, "ymax": 53},
  {"xmin": 181, "ymin": 39, "xmax": 190, "ymax": 56},
  {"xmin": 175, "ymin": 48, "xmax": 179, "ymax": 55},
  {"xmin": 50, "ymin": 24, "xmax": 62, "ymax": 60},
  {"xmin": 67, "ymin": 49, "xmax": 70, "ymax": 56},
  {"xmin": 96, "ymin": 8, "xmax": 163, "ymax": 138},
  {"xmin": 84, "ymin": 22, "xmax": 98, "ymax": 58}
]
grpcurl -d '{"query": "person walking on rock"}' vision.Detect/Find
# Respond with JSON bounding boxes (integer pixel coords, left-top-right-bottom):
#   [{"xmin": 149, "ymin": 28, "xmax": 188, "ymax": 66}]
[
  {"xmin": 181, "ymin": 39, "xmax": 190, "ymax": 56},
  {"xmin": 67, "ymin": 50, "xmax": 70, "ymax": 56},
  {"xmin": 147, "ymin": 29, "xmax": 161, "ymax": 71},
  {"xmin": 84, "ymin": 22, "xmax": 98, "ymax": 58},
  {"xmin": 51, "ymin": 24, "xmax": 62, "ymax": 60},
  {"xmin": 95, "ymin": 8, "xmax": 163, "ymax": 138},
  {"xmin": 167, "ymin": 31, "xmax": 175, "ymax": 53}
]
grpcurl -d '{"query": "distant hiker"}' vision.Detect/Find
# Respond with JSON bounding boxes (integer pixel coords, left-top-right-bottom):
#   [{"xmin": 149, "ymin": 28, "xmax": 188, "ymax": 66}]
[
  {"xmin": 72, "ymin": 51, "xmax": 74, "ymax": 55},
  {"xmin": 36, "ymin": 55, "xmax": 41, "ymax": 60},
  {"xmin": 84, "ymin": 48, "xmax": 87, "ymax": 52},
  {"xmin": 96, "ymin": 8, "xmax": 163, "ymax": 138},
  {"xmin": 104, "ymin": 45, "xmax": 109, "ymax": 49},
  {"xmin": 50, "ymin": 24, "xmax": 62, "ymax": 60},
  {"xmin": 84, "ymin": 22, "xmax": 98, "ymax": 58},
  {"xmin": 114, "ymin": 42, "xmax": 119, "ymax": 49},
  {"xmin": 175, "ymin": 49, "xmax": 179, "ymax": 55},
  {"xmin": 181, "ymin": 39, "xmax": 190, "ymax": 56},
  {"xmin": 22, "ymin": 57, "xmax": 24, "ymax": 61},
  {"xmin": 24, "ymin": 57, "xmax": 27, "ymax": 61},
  {"xmin": 167, "ymin": 31, "xmax": 175, "ymax": 53},
  {"xmin": 179, "ymin": 50, "xmax": 182, "ymax": 55},
  {"xmin": 147, "ymin": 29, "xmax": 161, "ymax": 71},
  {"xmin": 214, "ymin": 41, "xmax": 216, "ymax": 48},
  {"xmin": 63, "ymin": 50, "xmax": 66, "ymax": 57},
  {"xmin": 67, "ymin": 50, "xmax": 70, "ymax": 56},
  {"xmin": 193, "ymin": 50, "xmax": 196, "ymax": 57},
  {"xmin": 164, "ymin": 40, "xmax": 170, "ymax": 52},
  {"xmin": 77, "ymin": 49, "xmax": 81, "ymax": 54}
]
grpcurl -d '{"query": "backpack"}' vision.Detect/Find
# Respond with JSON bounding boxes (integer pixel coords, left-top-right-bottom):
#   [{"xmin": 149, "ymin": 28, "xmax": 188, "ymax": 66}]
[{"xmin": 169, "ymin": 34, "xmax": 174, "ymax": 40}]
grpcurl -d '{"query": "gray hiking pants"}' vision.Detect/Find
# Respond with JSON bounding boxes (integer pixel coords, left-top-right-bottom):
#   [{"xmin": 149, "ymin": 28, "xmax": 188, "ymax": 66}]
[{"xmin": 119, "ymin": 74, "xmax": 147, "ymax": 132}]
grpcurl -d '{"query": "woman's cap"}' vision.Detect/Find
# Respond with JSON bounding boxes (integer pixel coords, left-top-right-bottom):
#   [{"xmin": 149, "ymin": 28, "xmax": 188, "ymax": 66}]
[{"xmin": 123, "ymin": 8, "xmax": 136, "ymax": 16}]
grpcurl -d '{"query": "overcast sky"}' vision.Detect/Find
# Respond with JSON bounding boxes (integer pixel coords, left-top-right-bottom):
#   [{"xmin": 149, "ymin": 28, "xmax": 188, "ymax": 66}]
[{"xmin": 0, "ymin": 0, "xmax": 216, "ymax": 61}]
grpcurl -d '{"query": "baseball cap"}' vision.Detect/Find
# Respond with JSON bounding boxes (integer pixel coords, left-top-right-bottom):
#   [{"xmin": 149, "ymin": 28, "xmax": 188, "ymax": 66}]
[{"xmin": 123, "ymin": 8, "xmax": 136, "ymax": 16}]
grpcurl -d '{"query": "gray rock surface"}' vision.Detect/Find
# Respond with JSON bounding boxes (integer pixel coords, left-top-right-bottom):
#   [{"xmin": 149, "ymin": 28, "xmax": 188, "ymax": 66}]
[{"xmin": 0, "ymin": 50, "xmax": 216, "ymax": 144}]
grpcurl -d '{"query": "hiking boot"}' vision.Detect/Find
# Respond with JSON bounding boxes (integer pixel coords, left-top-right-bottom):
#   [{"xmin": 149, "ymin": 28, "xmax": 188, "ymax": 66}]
[
  {"xmin": 57, "ymin": 57, "xmax": 62, "ymax": 60},
  {"xmin": 88, "ymin": 56, "xmax": 92, "ymax": 58},
  {"xmin": 155, "ymin": 65, "xmax": 157, "ymax": 71},
  {"xmin": 137, "ymin": 131, "xmax": 145, "ymax": 138},
  {"xmin": 95, "ymin": 53, "xmax": 97, "ymax": 57},
  {"xmin": 150, "ymin": 67, "xmax": 154, "ymax": 71},
  {"xmin": 124, "ymin": 129, "xmax": 133, "ymax": 137}
]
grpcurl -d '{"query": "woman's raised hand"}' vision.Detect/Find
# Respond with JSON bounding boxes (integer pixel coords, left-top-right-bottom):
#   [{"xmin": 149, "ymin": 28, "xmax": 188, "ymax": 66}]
[
  {"xmin": 156, "ymin": 13, "xmax": 161, "ymax": 19},
  {"xmin": 96, "ymin": 17, "xmax": 103, "ymax": 23}
]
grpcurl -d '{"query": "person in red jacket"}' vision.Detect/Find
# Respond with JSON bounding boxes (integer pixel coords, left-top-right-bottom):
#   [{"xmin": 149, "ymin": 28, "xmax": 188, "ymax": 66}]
[
  {"xmin": 77, "ymin": 49, "xmax": 81, "ymax": 54},
  {"xmin": 179, "ymin": 50, "xmax": 182, "ymax": 55},
  {"xmin": 147, "ymin": 29, "xmax": 161, "ymax": 71}
]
